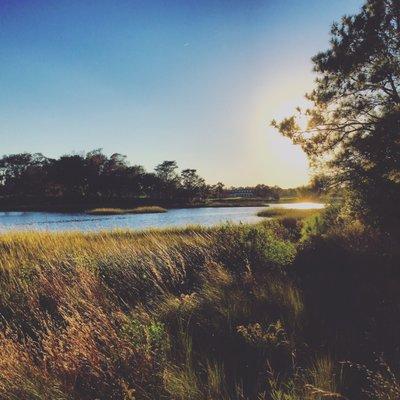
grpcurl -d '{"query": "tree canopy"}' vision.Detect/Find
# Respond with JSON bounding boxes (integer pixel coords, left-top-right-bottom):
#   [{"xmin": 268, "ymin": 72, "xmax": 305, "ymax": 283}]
[
  {"xmin": 0, "ymin": 151, "xmax": 208, "ymax": 206},
  {"xmin": 273, "ymin": 0, "xmax": 400, "ymax": 235},
  {"xmin": 0, "ymin": 150, "xmax": 293, "ymax": 208}
]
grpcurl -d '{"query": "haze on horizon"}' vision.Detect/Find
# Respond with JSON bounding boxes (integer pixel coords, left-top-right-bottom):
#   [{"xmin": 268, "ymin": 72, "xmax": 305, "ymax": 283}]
[{"xmin": 0, "ymin": 0, "xmax": 363, "ymax": 188}]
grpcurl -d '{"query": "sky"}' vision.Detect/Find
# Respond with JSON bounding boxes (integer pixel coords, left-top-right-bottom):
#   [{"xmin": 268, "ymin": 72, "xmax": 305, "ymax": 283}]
[{"xmin": 0, "ymin": 0, "xmax": 363, "ymax": 187}]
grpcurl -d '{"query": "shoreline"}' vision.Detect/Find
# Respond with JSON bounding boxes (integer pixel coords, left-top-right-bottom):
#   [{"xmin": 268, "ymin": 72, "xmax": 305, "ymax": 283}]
[{"xmin": 0, "ymin": 198, "xmax": 324, "ymax": 214}]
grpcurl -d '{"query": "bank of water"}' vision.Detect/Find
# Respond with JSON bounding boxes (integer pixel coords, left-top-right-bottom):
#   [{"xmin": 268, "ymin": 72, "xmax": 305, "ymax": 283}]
[{"xmin": 0, "ymin": 202, "xmax": 324, "ymax": 232}]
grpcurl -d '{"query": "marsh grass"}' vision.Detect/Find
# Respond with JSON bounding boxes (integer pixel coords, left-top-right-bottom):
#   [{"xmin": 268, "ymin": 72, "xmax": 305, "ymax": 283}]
[
  {"xmin": 257, "ymin": 208, "xmax": 321, "ymax": 219},
  {"xmin": 0, "ymin": 219, "xmax": 397, "ymax": 399},
  {"xmin": 0, "ymin": 223, "xmax": 306, "ymax": 399},
  {"xmin": 86, "ymin": 206, "xmax": 167, "ymax": 215}
]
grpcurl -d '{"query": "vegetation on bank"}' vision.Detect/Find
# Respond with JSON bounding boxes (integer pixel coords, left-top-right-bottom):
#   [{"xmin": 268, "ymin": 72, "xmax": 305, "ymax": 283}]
[
  {"xmin": 86, "ymin": 206, "xmax": 167, "ymax": 215},
  {"xmin": 0, "ymin": 209, "xmax": 398, "ymax": 399},
  {"xmin": 0, "ymin": 221, "xmax": 295, "ymax": 399}
]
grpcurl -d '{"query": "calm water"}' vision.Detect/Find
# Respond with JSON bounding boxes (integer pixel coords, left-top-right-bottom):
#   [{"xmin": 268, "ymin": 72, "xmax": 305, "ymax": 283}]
[{"xmin": 0, "ymin": 202, "xmax": 324, "ymax": 232}]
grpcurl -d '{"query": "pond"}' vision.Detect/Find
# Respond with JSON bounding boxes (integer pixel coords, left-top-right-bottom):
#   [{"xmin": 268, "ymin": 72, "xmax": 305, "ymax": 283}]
[{"xmin": 0, "ymin": 202, "xmax": 324, "ymax": 232}]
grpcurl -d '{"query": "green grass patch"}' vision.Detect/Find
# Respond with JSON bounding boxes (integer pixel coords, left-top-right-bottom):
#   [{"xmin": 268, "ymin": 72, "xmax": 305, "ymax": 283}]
[
  {"xmin": 86, "ymin": 206, "xmax": 167, "ymax": 215},
  {"xmin": 257, "ymin": 207, "xmax": 322, "ymax": 219}
]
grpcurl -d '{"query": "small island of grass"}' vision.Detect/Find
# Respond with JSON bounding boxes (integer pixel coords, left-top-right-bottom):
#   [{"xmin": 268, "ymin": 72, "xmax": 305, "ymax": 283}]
[
  {"xmin": 257, "ymin": 207, "xmax": 321, "ymax": 219},
  {"xmin": 86, "ymin": 206, "xmax": 167, "ymax": 216}
]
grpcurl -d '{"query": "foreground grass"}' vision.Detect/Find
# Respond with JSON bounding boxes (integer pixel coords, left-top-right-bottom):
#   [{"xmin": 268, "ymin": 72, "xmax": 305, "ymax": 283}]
[
  {"xmin": 0, "ymin": 222, "xmax": 300, "ymax": 399},
  {"xmin": 0, "ymin": 218, "xmax": 398, "ymax": 399},
  {"xmin": 86, "ymin": 205, "xmax": 167, "ymax": 215}
]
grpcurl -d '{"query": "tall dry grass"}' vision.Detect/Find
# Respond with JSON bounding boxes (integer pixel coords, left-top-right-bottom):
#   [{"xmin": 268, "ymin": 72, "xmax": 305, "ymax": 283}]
[
  {"xmin": 0, "ymin": 222, "xmax": 308, "ymax": 399},
  {"xmin": 0, "ymin": 228, "xmax": 212, "ymax": 399},
  {"xmin": 0, "ymin": 219, "xmax": 397, "ymax": 399}
]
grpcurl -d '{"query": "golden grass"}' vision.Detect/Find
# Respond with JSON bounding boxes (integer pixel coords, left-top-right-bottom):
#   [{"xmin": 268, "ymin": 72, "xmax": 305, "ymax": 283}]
[
  {"xmin": 257, "ymin": 207, "xmax": 322, "ymax": 219},
  {"xmin": 86, "ymin": 205, "xmax": 167, "ymax": 215},
  {"xmin": 0, "ymin": 222, "xmax": 307, "ymax": 399},
  {"xmin": 0, "ymin": 227, "xmax": 215, "ymax": 399}
]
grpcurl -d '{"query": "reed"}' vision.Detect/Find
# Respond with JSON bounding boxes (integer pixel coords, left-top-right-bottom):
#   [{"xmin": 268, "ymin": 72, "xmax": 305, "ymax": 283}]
[
  {"xmin": 0, "ymin": 222, "xmax": 304, "ymax": 399},
  {"xmin": 86, "ymin": 206, "xmax": 167, "ymax": 215},
  {"xmin": 0, "ymin": 219, "xmax": 396, "ymax": 399}
]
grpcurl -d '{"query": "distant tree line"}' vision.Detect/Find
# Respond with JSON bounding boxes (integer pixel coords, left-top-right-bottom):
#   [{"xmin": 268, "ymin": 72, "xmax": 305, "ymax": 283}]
[
  {"xmin": 0, "ymin": 150, "xmax": 210, "ymax": 207},
  {"xmin": 0, "ymin": 149, "xmax": 327, "ymax": 209}
]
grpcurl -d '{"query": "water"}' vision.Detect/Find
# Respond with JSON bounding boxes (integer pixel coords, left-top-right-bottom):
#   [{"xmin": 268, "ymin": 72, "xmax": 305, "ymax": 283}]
[{"xmin": 0, "ymin": 202, "xmax": 324, "ymax": 232}]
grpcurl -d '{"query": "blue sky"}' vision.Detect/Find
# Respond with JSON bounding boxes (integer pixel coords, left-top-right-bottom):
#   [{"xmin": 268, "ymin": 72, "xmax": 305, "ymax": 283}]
[{"xmin": 0, "ymin": 0, "xmax": 363, "ymax": 187}]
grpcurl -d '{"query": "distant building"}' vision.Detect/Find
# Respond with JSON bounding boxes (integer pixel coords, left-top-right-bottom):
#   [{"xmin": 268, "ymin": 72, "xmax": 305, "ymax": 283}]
[{"xmin": 226, "ymin": 188, "xmax": 254, "ymax": 198}]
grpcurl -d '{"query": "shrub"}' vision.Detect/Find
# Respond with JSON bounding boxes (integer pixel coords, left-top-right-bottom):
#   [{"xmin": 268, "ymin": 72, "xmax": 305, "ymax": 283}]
[{"xmin": 213, "ymin": 224, "xmax": 296, "ymax": 275}]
